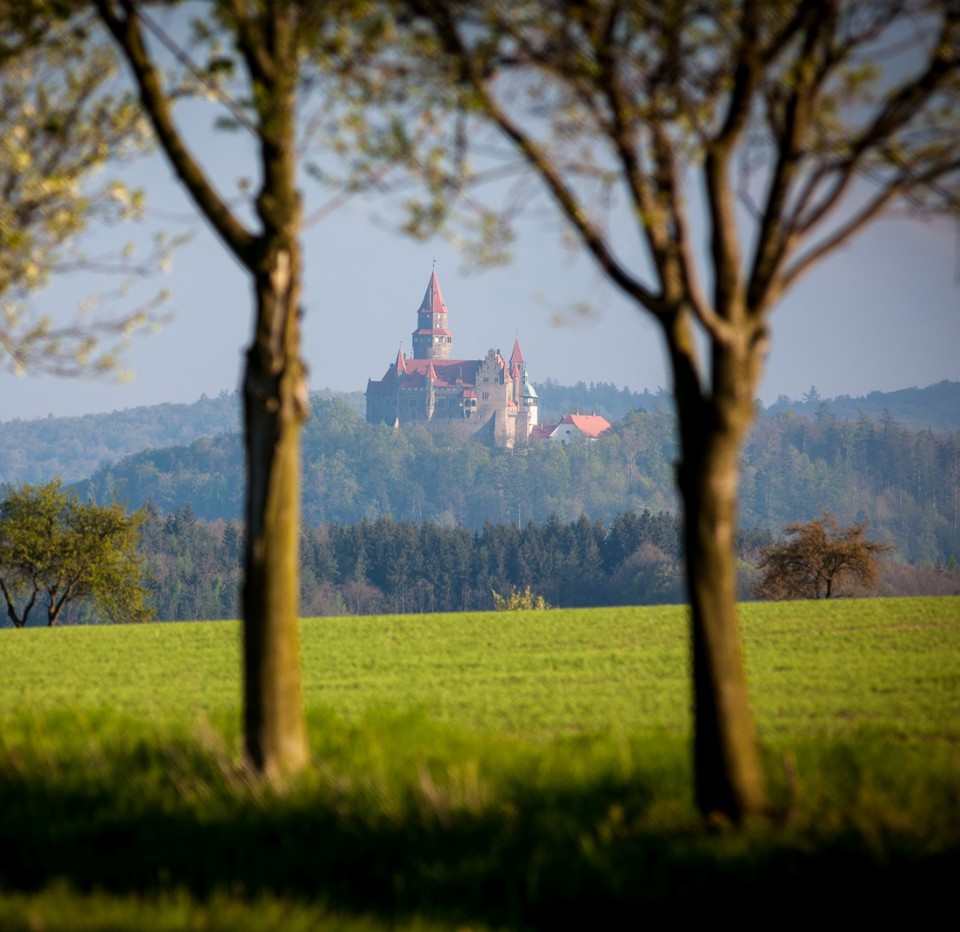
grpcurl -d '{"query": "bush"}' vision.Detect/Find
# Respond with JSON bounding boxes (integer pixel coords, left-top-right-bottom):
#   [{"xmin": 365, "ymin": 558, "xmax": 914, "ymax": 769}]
[{"xmin": 492, "ymin": 586, "xmax": 552, "ymax": 611}]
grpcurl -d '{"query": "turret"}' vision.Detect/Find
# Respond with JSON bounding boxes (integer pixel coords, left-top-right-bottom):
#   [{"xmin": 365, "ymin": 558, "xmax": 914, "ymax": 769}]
[{"xmin": 412, "ymin": 269, "xmax": 453, "ymax": 360}]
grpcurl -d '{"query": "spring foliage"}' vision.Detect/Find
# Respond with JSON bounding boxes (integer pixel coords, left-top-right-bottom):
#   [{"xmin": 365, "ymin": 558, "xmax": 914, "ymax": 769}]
[
  {"xmin": 0, "ymin": 1, "xmax": 168, "ymax": 378},
  {"xmin": 0, "ymin": 480, "xmax": 152, "ymax": 626},
  {"xmin": 492, "ymin": 586, "xmax": 553, "ymax": 611}
]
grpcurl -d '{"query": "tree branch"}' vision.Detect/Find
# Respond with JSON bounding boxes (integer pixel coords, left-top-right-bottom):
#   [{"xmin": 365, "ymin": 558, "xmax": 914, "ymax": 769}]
[
  {"xmin": 94, "ymin": 0, "xmax": 256, "ymax": 265},
  {"xmin": 703, "ymin": 5, "xmax": 760, "ymax": 319},
  {"xmin": 223, "ymin": 0, "xmax": 276, "ymax": 88},
  {"xmin": 796, "ymin": 10, "xmax": 960, "ymax": 239},
  {"xmin": 747, "ymin": 2, "xmax": 835, "ymax": 311},
  {"xmin": 775, "ymin": 158, "xmax": 960, "ymax": 294},
  {"xmin": 649, "ymin": 121, "xmax": 732, "ymax": 345},
  {"xmin": 410, "ymin": 0, "xmax": 664, "ymax": 316}
]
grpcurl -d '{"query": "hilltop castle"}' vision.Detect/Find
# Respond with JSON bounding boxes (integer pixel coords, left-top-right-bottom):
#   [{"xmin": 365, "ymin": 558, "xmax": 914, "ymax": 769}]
[{"xmin": 365, "ymin": 270, "xmax": 540, "ymax": 448}]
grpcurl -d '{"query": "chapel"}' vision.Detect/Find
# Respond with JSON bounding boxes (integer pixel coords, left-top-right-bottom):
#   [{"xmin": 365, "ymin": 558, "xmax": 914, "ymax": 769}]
[{"xmin": 365, "ymin": 270, "xmax": 540, "ymax": 448}]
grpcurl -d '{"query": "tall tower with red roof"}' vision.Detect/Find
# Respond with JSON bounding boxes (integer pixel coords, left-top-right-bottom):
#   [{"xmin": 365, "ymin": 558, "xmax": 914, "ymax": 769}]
[
  {"xmin": 366, "ymin": 269, "xmax": 538, "ymax": 448},
  {"xmin": 412, "ymin": 270, "xmax": 452, "ymax": 360}
]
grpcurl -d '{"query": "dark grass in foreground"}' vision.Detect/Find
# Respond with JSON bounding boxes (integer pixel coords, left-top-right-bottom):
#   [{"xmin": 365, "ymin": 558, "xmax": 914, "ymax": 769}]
[{"xmin": 0, "ymin": 598, "xmax": 958, "ymax": 928}]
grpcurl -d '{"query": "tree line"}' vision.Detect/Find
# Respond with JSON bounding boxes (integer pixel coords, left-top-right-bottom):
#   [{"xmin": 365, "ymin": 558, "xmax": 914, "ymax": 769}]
[
  {"xmin": 129, "ymin": 506, "xmax": 685, "ymax": 622},
  {"xmin": 8, "ymin": 492, "xmax": 954, "ymax": 627},
  {"xmin": 73, "ymin": 397, "xmax": 960, "ymax": 566}
]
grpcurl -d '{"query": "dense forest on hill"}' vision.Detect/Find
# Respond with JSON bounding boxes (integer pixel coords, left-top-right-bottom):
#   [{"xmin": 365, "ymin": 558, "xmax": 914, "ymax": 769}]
[
  {"xmin": 0, "ymin": 392, "xmax": 240, "ymax": 485},
  {"xmin": 767, "ymin": 380, "xmax": 960, "ymax": 432},
  {"xmin": 4, "ymin": 380, "xmax": 958, "ymax": 486},
  {"xmin": 534, "ymin": 379, "xmax": 665, "ymax": 423},
  {"xmin": 0, "ymin": 389, "xmax": 364, "ymax": 484},
  {"xmin": 64, "ymin": 394, "xmax": 960, "ymax": 567}
]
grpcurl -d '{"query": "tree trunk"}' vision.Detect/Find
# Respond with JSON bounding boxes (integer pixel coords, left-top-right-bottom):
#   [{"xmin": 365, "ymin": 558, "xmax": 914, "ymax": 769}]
[
  {"xmin": 47, "ymin": 585, "xmax": 70, "ymax": 627},
  {"xmin": 239, "ymin": 13, "xmax": 310, "ymax": 782},
  {"xmin": 0, "ymin": 579, "xmax": 32, "ymax": 628},
  {"xmin": 241, "ymin": 258, "xmax": 309, "ymax": 780},
  {"xmin": 674, "ymin": 358, "xmax": 768, "ymax": 822},
  {"xmin": 94, "ymin": 0, "xmax": 310, "ymax": 781}
]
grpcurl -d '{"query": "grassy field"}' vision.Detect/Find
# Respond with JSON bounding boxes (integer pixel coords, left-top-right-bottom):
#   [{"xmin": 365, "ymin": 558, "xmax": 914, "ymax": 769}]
[{"xmin": 1, "ymin": 597, "xmax": 958, "ymax": 928}]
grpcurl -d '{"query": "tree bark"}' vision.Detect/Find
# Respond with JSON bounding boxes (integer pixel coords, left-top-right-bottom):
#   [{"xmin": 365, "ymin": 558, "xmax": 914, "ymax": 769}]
[
  {"xmin": 0, "ymin": 579, "xmax": 32, "ymax": 628},
  {"xmin": 673, "ymin": 341, "xmax": 768, "ymax": 822},
  {"xmin": 241, "ymin": 255, "xmax": 309, "ymax": 779},
  {"xmin": 240, "ymin": 31, "xmax": 310, "ymax": 778}
]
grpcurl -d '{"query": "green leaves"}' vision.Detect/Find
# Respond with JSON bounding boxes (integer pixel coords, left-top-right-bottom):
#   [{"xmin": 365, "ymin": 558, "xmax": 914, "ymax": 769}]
[
  {"xmin": 0, "ymin": 480, "xmax": 153, "ymax": 626},
  {"xmin": 492, "ymin": 585, "xmax": 552, "ymax": 610},
  {"xmin": 0, "ymin": 1, "xmax": 168, "ymax": 378}
]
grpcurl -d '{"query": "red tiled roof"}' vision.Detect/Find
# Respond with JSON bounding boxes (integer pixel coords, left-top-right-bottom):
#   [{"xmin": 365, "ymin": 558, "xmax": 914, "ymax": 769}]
[
  {"xmin": 418, "ymin": 270, "xmax": 448, "ymax": 315},
  {"xmin": 509, "ymin": 338, "xmax": 524, "ymax": 365},
  {"xmin": 558, "ymin": 413, "xmax": 612, "ymax": 438},
  {"xmin": 530, "ymin": 424, "xmax": 555, "ymax": 440},
  {"xmin": 370, "ymin": 357, "xmax": 483, "ymax": 392}
]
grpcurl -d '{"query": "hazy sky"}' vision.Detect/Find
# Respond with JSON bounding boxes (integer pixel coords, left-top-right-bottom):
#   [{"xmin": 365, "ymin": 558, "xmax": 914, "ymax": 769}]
[{"xmin": 3, "ymin": 67, "xmax": 958, "ymax": 423}]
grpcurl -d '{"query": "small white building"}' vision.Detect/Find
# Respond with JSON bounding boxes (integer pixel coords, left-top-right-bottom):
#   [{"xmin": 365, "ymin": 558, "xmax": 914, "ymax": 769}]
[{"xmin": 548, "ymin": 413, "xmax": 612, "ymax": 444}]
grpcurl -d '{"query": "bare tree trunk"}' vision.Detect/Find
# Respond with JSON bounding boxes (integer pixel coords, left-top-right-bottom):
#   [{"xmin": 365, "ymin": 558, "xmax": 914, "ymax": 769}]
[
  {"xmin": 242, "ymin": 297, "xmax": 309, "ymax": 777},
  {"xmin": 239, "ymin": 35, "xmax": 311, "ymax": 775},
  {"xmin": 674, "ymin": 352, "xmax": 768, "ymax": 821},
  {"xmin": 47, "ymin": 585, "xmax": 71, "ymax": 627},
  {"xmin": 0, "ymin": 579, "xmax": 32, "ymax": 628},
  {"xmin": 241, "ymin": 205, "xmax": 310, "ymax": 780}
]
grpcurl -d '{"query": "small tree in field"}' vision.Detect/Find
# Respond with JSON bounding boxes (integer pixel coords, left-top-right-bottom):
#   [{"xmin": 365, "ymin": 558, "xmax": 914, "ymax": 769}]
[
  {"xmin": 0, "ymin": 480, "xmax": 152, "ymax": 627},
  {"xmin": 754, "ymin": 512, "xmax": 891, "ymax": 601}
]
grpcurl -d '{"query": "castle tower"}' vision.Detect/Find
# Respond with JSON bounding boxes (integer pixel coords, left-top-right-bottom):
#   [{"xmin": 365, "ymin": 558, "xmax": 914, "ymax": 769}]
[
  {"xmin": 412, "ymin": 269, "xmax": 453, "ymax": 360},
  {"xmin": 509, "ymin": 338, "xmax": 525, "ymax": 405},
  {"xmin": 509, "ymin": 338, "xmax": 538, "ymax": 442}
]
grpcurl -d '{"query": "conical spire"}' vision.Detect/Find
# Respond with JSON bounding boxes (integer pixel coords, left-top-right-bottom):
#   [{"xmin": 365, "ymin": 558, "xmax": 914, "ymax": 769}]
[
  {"xmin": 419, "ymin": 270, "xmax": 448, "ymax": 315},
  {"xmin": 412, "ymin": 268, "xmax": 452, "ymax": 360},
  {"xmin": 509, "ymin": 338, "xmax": 524, "ymax": 366},
  {"xmin": 394, "ymin": 346, "xmax": 406, "ymax": 375}
]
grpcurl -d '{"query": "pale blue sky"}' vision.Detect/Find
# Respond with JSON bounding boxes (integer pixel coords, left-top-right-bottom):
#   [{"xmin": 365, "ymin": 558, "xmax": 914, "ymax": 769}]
[{"xmin": 2, "ymin": 77, "xmax": 958, "ymax": 422}]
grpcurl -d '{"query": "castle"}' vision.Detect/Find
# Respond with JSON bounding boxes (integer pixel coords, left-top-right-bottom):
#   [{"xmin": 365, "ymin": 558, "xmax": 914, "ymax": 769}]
[{"xmin": 365, "ymin": 270, "xmax": 540, "ymax": 448}]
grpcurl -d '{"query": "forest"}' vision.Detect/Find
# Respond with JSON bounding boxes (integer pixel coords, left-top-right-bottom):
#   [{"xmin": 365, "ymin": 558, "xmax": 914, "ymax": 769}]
[
  {"xmin": 4, "ymin": 381, "xmax": 959, "ymax": 624},
  {"xmin": 48, "ymin": 501, "xmax": 951, "ymax": 624},
  {"xmin": 68, "ymin": 393, "xmax": 960, "ymax": 566},
  {"xmin": 120, "ymin": 506, "xmax": 685, "ymax": 621}
]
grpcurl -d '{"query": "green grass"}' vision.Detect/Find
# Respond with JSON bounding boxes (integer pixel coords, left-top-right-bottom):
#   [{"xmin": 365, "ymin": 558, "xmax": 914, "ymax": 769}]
[{"xmin": 1, "ymin": 597, "xmax": 958, "ymax": 928}]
